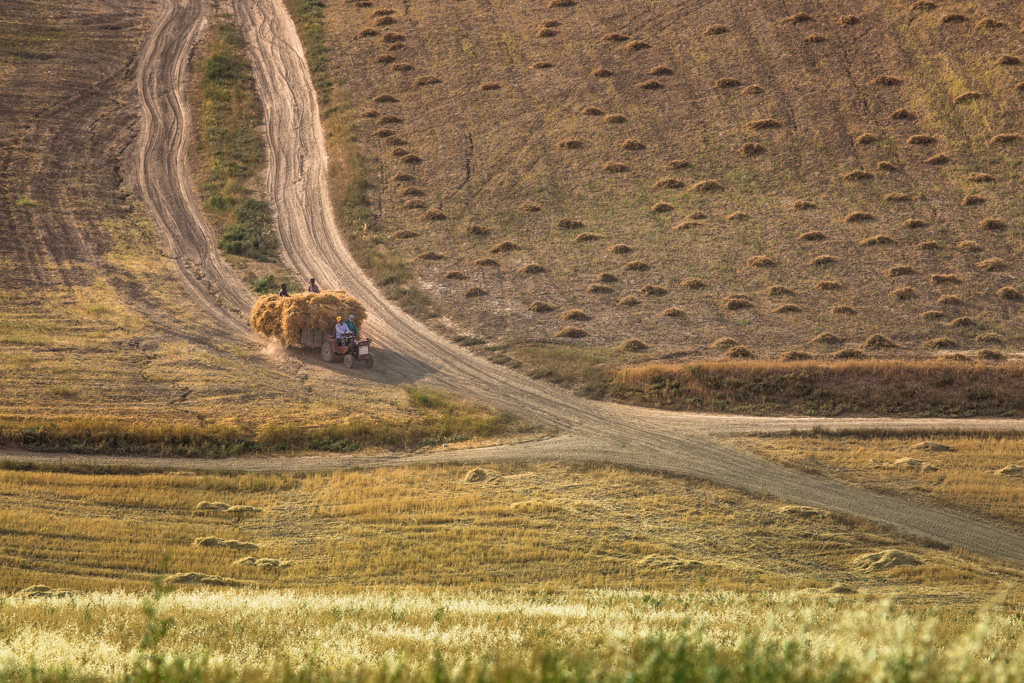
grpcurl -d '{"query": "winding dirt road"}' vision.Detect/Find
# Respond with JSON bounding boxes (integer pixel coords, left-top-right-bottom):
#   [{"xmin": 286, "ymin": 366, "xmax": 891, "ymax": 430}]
[{"xmin": 121, "ymin": 0, "xmax": 1024, "ymax": 563}]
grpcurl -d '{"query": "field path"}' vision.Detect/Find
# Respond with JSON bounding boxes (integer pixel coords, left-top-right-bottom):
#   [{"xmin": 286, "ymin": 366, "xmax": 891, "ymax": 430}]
[{"xmin": 119, "ymin": 0, "xmax": 1024, "ymax": 564}]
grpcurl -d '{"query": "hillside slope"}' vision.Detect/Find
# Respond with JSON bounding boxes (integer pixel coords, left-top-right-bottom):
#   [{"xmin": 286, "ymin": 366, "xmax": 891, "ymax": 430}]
[{"xmin": 323, "ymin": 0, "xmax": 1024, "ymax": 359}]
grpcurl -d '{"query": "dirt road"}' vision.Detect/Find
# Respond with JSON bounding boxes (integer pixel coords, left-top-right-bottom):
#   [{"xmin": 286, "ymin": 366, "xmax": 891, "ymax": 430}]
[{"xmin": 121, "ymin": 0, "xmax": 1024, "ymax": 564}]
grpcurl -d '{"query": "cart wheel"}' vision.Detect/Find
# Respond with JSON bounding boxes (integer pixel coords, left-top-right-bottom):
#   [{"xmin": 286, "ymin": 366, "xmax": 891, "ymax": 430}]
[
  {"xmin": 321, "ymin": 340, "xmax": 336, "ymax": 363},
  {"xmin": 362, "ymin": 354, "xmax": 374, "ymax": 369},
  {"xmin": 343, "ymin": 354, "xmax": 354, "ymax": 368}
]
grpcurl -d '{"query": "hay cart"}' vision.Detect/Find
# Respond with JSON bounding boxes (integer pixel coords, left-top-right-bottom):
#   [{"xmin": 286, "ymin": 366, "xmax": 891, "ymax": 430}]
[{"xmin": 299, "ymin": 328, "xmax": 374, "ymax": 369}]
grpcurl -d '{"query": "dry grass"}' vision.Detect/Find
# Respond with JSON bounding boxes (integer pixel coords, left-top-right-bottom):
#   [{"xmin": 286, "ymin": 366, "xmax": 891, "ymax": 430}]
[
  {"xmin": 742, "ymin": 433, "xmax": 1024, "ymax": 530},
  {"xmin": 297, "ymin": 0, "xmax": 1024, "ymax": 382}
]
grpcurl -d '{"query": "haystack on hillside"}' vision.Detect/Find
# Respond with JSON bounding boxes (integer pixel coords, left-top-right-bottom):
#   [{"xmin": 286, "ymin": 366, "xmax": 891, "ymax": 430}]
[{"xmin": 250, "ymin": 290, "xmax": 366, "ymax": 347}]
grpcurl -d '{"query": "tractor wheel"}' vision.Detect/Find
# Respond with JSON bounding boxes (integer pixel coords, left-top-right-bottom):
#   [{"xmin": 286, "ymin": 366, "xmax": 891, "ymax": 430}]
[
  {"xmin": 343, "ymin": 354, "xmax": 354, "ymax": 368},
  {"xmin": 363, "ymin": 354, "xmax": 374, "ymax": 369},
  {"xmin": 321, "ymin": 340, "xmax": 336, "ymax": 363}
]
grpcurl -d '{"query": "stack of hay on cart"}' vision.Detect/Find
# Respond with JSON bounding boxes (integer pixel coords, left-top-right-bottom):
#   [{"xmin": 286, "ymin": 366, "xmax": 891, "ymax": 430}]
[{"xmin": 250, "ymin": 290, "xmax": 365, "ymax": 347}]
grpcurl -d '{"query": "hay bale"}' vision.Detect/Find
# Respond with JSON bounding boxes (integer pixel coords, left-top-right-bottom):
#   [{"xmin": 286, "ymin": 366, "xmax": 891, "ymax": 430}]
[
  {"xmin": 741, "ymin": 84, "xmax": 763, "ymax": 94},
  {"xmin": 783, "ymin": 350, "xmax": 813, "ymax": 360},
  {"xmin": 624, "ymin": 260, "xmax": 649, "ymax": 271},
  {"xmin": 792, "ymin": 200, "xmax": 816, "ymax": 210},
  {"xmin": 603, "ymin": 32, "xmax": 629, "ymax": 41},
  {"xmin": 233, "ymin": 556, "xmax": 291, "ymax": 569},
  {"xmin": 832, "ymin": 305, "xmax": 856, "ymax": 315},
  {"xmin": 464, "ymin": 287, "xmax": 488, "ymax": 298},
  {"xmin": 555, "ymin": 326, "xmax": 587, "ymax": 338},
  {"xmin": 940, "ymin": 12, "xmax": 967, "ymax": 24},
  {"xmin": 603, "ymin": 161, "xmax": 629, "ymax": 173},
  {"xmin": 800, "ymin": 231, "xmax": 826, "ymax": 241},
  {"xmin": 978, "ymin": 257, "xmax": 1006, "ymax": 271},
  {"xmin": 617, "ymin": 295, "xmax": 640, "ymax": 306},
  {"xmin": 997, "ymin": 464, "xmax": 1024, "ymax": 476},
  {"xmin": 716, "ymin": 77, "xmax": 740, "ymax": 88},
  {"xmin": 834, "ymin": 348, "xmax": 864, "ymax": 359},
  {"xmin": 889, "ymin": 265, "xmax": 916, "ymax": 277},
  {"xmin": 574, "ymin": 232, "xmax": 602, "ymax": 242},
  {"xmin": 580, "ymin": 106, "xmax": 604, "ymax": 115},
  {"xmin": 474, "ymin": 258, "xmax": 499, "ymax": 267},
  {"xmin": 621, "ymin": 138, "xmax": 646, "ymax": 150},
  {"xmin": 562, "ymin": 309, "xmax": 590, "ymax": 321},
  {"xmin": 769, "ymin": 285, "xmax": 795, "ymax": 296},
  {"xmin": 490, "ymin": 241, "xmax": 520, "ymax": 253},
  {"xmin": 877, "ymin": 161, "xmax": 898, "ymax": 171},
  {"xmin": 649, "ymin": 65, "xmax": 674, "ymax": 76},
  {"xmin": 938, "ymin": 294, "xmax": 962, "ymax": 305},
  {"xmin": 588, "ymin": 284, "xmax": 613, "ymax": 293},
  {"xmin": 997, "ymin": 55, "xmax": 1023, "ymax": 66},
  {"xmin": 591, "ymin": 68, "xmax": 614, "ymax": 78},
  {"xmin": 891, "ymin": 108, "xmax": 914, "ymax": 119},
  {"xmin": 981, "ymin": 218, "xmax": 1007, "ymax": 230},
  {"xmin": 903, "ymin": 218, "xmax": 928, "ymax": 229},
  {"xmin": 724, "ymin": 345, "xmax": 753, "ymax": 358},
  {"xmin": 864, "ymin": 334, "xmax": 898, "ymax": 349},
  {"xmin": 748, "ymin": 117, "xmax": 781, "ymax": 130},
  {"xmin": 747, "ymin": 255, "xmax": 775, "ymax": 268},
  {"xmin": 931, "ymin": 273, "xmax": 962, "ymax": 285},
  {"xmin": 853, "ymin": 550, "xmax": 921, "ymax": 571},
  {"xmin": 166, "ymin": 573, "xmax": 250, "ymax": 587},
  {"xmin": 519, "ymin": 263, "xmax": 546, "ymax": 274},
  {"xmin": 597, "ymin": 272, "xmax": 618, "ymax": 283},
  {"xmin": 774, "ymin": 304, "xmax": 803, "ymax": 313},
  {"xmin": 195, "ymin": 501, "xmax": 230, "ymax": 511},
  {"xmin": 950, "ymin": 316, "xmax": 974, "ymax": 328},
  {"xmin": 251, "ymin": 291, "xmax": 365, "ymax": 348},
  {"xmin": 654, "ymin": 177, "xmax": 685, "ymax": 188},
  {"xmin": 690, "ymin": 179, "xmax": 722, "ymax": 192},
  {"xmin": 682, "ymin": 278, "xmax": 706, "ymax": 289},
  {"xmin": 393, "ymin": 229, "xmax": 419, "ymax": 239},
  {"xmin": 652, "ymin": 202, "xmax": 674, "ymax": 213},
  {"xmin": 926, "ymin": 337, "xmax": 957, "ymax": 349},
  {"xmin": 604, "ymin": 114, "xmax": 627, "ymax": 123},
  {"xmin": 609, "ymin": 244, "xmax": 632, "ymax": 254},
  {"xmin": 415, "ymin": 75, "xmax": 442, "ymax": 86},
  {"xmin": 977, "ymin": 332, "xmax": 1004, "ymax": 344},
  {"xmin": 843, "ymin": 169, "xmax": 874, "ymax": 181},
  {"xmin": 668, "ymin": 159, "xmax": 689, "ymax": 168},
  {"xmin": 626, "ymin": 39, "xmax": 650, "ymax": 51},
  {"xmin": 870, "ymin": 75, "xmax": 902, "ymax": 86},
  {"xmin": 811, "ymin": 333, "xmax": 844, "ymax": 345},
  {"xmin": 703, "ymin": 24, "xmax": 730, "ymax": 35},
  {"xmin": 812, "ymin": 255, "xmax": 836, "ymax": 266},
  {"xmin": 860, "ymin": 234, "xmax": 893, "ymax": 246},
  {"xmin": 998, "ymin": 286, "xmax": 1023, "ymax": 300},
  {"xmin": 890, "ymin": 287, "xmax": 915, "ymax": 300},
  {"xmin": 907, "ymin": 134, "xmax": 935, "ymax": 144},
  {"xmin": 847, "ymin": 212, "xmax": 877, "ymax": 223},
  {"xmin": 641, "ymin": 285, "xmax": 667, "ymax": 296},
  {"xmin": 740, "ymin": 142, "xmax": 764, "ymax": 156},
  {"xmin": 226, "ymin": 505, "xmax": 261, "ymax": 515},
  {"xmin": 727, "ymin": 212, "xmax": 750, "ymax": 221},
  {"xmin": 619, "ymin": 338, "xmax": 648, "ymax": 351},
  {"xmin": 962, "ymin": 194, "xmax": 986, "ymax": 206},
  {"xmin": 529, "ymin": 301, "xmax": 554, "ymax": 312},
  {"xmin": 924, "ymin": 154, "xmax": 949, "ymax": 165},
  {"xmin": 661, "ymin": 307, "xmax": 684, "ymax": 317}
]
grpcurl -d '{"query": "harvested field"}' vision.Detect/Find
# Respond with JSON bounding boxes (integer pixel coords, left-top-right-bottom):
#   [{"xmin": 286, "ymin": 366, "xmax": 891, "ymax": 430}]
[{"xmin": 322, "ymin": 0, "xmax": 1024, "ymax": 364}]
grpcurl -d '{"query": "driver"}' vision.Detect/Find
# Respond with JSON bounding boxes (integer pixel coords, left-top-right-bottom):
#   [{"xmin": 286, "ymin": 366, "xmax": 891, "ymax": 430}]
[
  {"xmin": 334, "ymin": 316, "xmax": 348, "ymax": 340},
  {"xmin": 342, "ymin": 314, "xmax": 359, "ymax": 339}
]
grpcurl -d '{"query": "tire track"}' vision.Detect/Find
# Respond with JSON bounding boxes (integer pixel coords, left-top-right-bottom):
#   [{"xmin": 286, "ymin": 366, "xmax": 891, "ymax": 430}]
[{"xmin": 131, "ymin": 0, "xmax": 1024, "ymax": 564}]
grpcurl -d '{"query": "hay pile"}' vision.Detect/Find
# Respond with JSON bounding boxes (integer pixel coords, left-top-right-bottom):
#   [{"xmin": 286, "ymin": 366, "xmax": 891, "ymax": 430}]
[{"xmin": 250, "ymin": 290, "xmax": 366, "ymax": 347}]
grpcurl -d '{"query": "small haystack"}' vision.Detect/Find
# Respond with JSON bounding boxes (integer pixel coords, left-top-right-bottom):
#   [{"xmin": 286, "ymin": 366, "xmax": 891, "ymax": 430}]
[{"xmin": 250, "ymin": 290, "xmax": 366, "ymax": 347}]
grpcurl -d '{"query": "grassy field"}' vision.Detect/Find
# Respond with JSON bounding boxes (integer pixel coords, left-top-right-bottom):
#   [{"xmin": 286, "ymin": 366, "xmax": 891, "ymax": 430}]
[
  {"xmin": 741, "ymin": 432, "xmax": 1024, "ymax": 529},
  {"xmin": 314, "ymin": 0, "xmax": 1024, "ymax": 368},
  {"xmin": 1, "ymin": 460, "xmax": 1020, "ymax": 597},
  {"xmin": 2, "ymin": 588, "xmax": 1023, "ymax": 681}
]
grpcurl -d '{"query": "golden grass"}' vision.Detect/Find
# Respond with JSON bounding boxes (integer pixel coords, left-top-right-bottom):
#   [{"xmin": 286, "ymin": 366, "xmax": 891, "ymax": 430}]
[
  {"xmin": 5, "ymin": 587, "xmax": 1024, "ymax": 680},
  {"xmin": 2, "ymin": 461, "xmax": 1020, "ymax": 600},
  {"xmin": 741, "ymin": 433, "xmax": 1024, "ymax": 529}
]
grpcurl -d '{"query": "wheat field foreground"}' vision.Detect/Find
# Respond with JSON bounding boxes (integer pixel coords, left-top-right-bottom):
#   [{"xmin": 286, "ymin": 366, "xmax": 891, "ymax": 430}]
[{"xmin": 1, "ymin": 588, "xmax": 1023, "ymax": 681}]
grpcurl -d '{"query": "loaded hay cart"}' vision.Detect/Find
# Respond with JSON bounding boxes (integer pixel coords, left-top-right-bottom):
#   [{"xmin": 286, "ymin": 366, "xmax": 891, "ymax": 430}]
[{"xmin": 249, "ymin": 290, "xmax": 373, "ymax": 369}]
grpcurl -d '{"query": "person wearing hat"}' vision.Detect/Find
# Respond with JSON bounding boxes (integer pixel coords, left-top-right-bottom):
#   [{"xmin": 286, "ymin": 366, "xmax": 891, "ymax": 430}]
[
  {"xmin": 334, "ymin": 316, "xmax": 348, "ymax": 340},
  {"xmin": 342, "ymin": 314, "xmax": 359, "ymax": 339}
]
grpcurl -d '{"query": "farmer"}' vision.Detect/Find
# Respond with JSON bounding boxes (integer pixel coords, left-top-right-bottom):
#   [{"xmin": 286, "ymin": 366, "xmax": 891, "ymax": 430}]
[
  {"xmin": 278, "ymin": 283, "xmax": 290, "ymax": 297},
  {"xmin": 334, "ymin": 316, "xmax": 348, "ymax": 340},
  {"xmin": 307, "ymin": 277, "xmax": 320, "ymax": 293},
  {"xmin": 342, "ymin": 314, "xmax": 359, "ymax": 339}
]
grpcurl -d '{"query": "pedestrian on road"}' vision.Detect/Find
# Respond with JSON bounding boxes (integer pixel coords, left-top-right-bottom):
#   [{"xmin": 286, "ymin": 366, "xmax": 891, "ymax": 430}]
[
  {"xmin": 278, "ymin": 283, "xmax": 290, "ymax": 297},
  {"xmin": 307, "ymin": 277, "xmax": 320, "ymax": 293}
]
